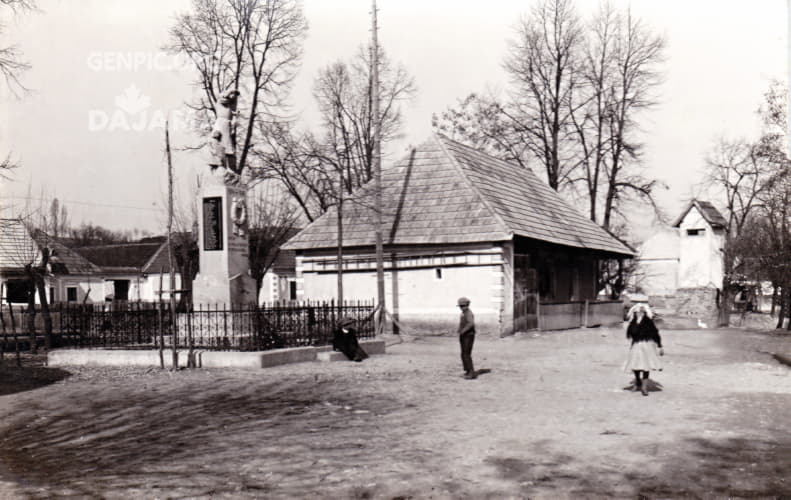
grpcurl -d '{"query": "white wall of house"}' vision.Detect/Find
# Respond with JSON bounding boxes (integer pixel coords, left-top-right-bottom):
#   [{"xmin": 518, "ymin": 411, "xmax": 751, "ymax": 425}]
[
  {"xmin": 635, "ymin": 228, "xmax": 680, "ymax": 295},
  {"xmin": 50, "ymin": 276, "xmax": 103, "ymax": 304},
  {"xmin": 678, "ymin": 208, "xmax": 724, "ymax": 289},
  {"xmin": 257, "ymin": 271, "xmax": 296, "ymax": 304},
  {"xmin": 138, "ymin": 273, "xmax": 182, "ymax": 302},
  {"xmin": 296, "ymin": 246, "xmax": 507, "ymax": 334}
]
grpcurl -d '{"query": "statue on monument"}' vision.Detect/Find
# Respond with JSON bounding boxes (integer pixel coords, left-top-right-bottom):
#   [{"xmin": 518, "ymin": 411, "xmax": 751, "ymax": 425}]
[{"xmin": 208, "ymin": 88, "xmax": 243, "ymax": 185}]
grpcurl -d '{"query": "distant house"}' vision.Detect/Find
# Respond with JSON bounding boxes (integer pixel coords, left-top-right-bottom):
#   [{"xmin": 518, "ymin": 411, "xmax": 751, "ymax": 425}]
[
  {"xmin": 283, "ymin": 135, "xmax": 633, "ymax": 335},
  {"xmin": 634, "ymin": 199, "xmax": 727, "ymax": 317},
  {"xmin": 0, "ymin": 219, "xmax": 179, "ymax": 305},
  {"xmin": 70, "ymin": 240, "xmax": 181, "ymax": 302},
  {"xmin": 0, "ymin": 219, "xmax": 45, "ymax": 303},
  {"xmin": 257, "ymin": 246, "xmax": 298, "ymax": 303}
]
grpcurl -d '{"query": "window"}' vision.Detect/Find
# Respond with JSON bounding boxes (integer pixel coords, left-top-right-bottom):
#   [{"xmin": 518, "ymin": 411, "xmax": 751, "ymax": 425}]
[
  {"xmin": 435, "ymin": 268, "xmax": 443, "ymax": 280},
  {"xmin": 686, "ymin": 228, "xmax": 704, "ymax": 236},
  {"xmin": 289, "ymin": 281, "xmax": 297, "ymax": 301},
  {"xmin": 5, "ymin": 280, "xmax": 29, "ymax": 303},
  {"xmin": 67, "ymin": 287, "xmax": 77, "ymax": 302}
]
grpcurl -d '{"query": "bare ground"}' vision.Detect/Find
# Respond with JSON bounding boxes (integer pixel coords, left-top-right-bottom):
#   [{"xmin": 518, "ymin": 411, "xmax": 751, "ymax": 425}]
[{"xmin": 0, "ymin": 326, "xmax": 789, "ymax": 499}]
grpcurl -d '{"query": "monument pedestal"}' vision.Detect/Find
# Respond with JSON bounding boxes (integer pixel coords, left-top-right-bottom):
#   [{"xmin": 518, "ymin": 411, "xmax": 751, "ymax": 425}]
[{"xmin": 192, "ymin": 176, "xmax": 257, "ymax": 306}]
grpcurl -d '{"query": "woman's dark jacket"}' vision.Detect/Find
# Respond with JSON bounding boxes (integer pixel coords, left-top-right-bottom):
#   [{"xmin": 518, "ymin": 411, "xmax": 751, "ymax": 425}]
[
  {"xmin": 333, "ymin": 327, "xmax": 369, "ymax": 362},
  {"xmin": 626, "ymin": 316, "xmax": 662, "ymax": 347}
]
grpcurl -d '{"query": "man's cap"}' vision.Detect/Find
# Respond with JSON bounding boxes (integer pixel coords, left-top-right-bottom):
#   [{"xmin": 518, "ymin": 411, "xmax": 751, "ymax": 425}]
[{"xmin": 457, "ymin": 297, "xmax": 470, "ymax": 306}]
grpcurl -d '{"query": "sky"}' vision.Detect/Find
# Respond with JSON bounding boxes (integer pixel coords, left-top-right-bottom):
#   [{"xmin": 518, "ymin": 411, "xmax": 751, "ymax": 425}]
[{"xmin": 0, "ymin": 0, "xmax": 787, "ymax": 241}]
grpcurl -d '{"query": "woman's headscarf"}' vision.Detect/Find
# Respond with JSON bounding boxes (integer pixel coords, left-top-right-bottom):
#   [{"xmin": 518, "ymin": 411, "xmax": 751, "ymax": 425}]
[{"xmin": 626, "ymin": 303, "xmax": 653, "ymax": 322}]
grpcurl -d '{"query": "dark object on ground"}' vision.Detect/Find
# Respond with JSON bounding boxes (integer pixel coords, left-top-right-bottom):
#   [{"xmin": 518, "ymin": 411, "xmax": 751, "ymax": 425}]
[
  {"xmin": 623, "ymin": 378, "xmax": 663, "ymax": 393},
  {"xmin": 333, "ymin": 322, "xmax": 369, "ymax": 362},
  {"xmin": 773, "ymin": 353, "xmax": 791, "ymax": 368}
]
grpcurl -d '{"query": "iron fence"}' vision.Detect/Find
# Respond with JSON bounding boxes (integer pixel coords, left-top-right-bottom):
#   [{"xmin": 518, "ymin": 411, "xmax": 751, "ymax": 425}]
[{"xmin": 0, "ymin": 300, "xmax": 376, "ymax": 352}]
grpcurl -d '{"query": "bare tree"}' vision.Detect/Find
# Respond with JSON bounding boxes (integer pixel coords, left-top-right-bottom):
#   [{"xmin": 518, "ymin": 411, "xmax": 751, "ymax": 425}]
[
  {"xmin": 254, "ymin": 121, "xmax": 334, "ymax": 222},
  {"xmin": 432, "ymin": 93, "xmax": 532, "ymax": 170},
  {"xmin": 168, "ymin": 0, "xmax": 308, "ymax": 177},
  {"xmin": 247, "ymin": 185, "xmax": 300, "ymax": 298},
  {"xmin": 503, "ymin": 0, "xmax": 584, "ymax": 190},
  {"xmin": 47, "ymin": 197, "xmax": 69, "ymax": 239},
  {"xmin": 0, "ymin": 0, "xmax": 35, "ymax": 95},
  {"xmin": 569, "ymin": 4, "xmax": 664, "ymax": 228},
  {"xmin": 705, "ymin": 137, "xmax": 780, "ymax": 326},
  {"xmin": 312, "ymin": 45, "xmax": 415, "ymax": 190},
  {"xmin": 256, "ymin": 43, "xmax": 415, "ymax": 223},
  {"xmin": 434, "ymin": 1, "xmax": 665, "ymax": 233}
]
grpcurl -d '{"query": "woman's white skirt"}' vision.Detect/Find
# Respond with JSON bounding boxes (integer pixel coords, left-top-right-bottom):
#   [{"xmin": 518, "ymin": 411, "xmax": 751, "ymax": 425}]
[{"xmin": 623, "ymin": 341, "xmax": 662, "ymax": 372}]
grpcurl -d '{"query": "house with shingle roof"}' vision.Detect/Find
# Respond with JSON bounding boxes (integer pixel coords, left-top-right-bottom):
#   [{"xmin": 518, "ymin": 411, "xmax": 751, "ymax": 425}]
[
  {"xmin": 283, "ymin": 135, "xmax": 634, "ymax": 335},
  {"xmin": 0, "ymin": 219, "xmax": 180, "ymax": 304}
]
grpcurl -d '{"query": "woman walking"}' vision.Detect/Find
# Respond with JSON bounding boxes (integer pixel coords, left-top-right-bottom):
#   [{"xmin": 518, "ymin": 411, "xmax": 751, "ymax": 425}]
[{"xmin": 624, "ymin": 304, "xmax": 664, "ymax": 396}]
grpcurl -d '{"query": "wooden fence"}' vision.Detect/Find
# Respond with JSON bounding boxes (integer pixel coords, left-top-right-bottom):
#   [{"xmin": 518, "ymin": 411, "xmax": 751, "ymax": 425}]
[{"xmin": 537, "ymin": 300, "xmax": 624, "ymax": 331}]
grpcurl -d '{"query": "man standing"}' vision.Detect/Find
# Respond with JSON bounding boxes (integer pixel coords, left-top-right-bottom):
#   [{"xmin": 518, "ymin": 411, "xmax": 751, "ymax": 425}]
[{"xmin": 457, "ymin": 297, "xmax": 476, "ymax": 379}]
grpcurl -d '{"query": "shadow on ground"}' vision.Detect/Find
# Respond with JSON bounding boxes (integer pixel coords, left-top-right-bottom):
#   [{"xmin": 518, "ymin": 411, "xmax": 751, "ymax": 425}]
[
  {"xmin": 486, "ymin": 435, "xmax": 791, "ymax": 498},
  {"xmin": 0, "ymin": 365, "xmax": 71, "ymax": 396},
  {"xmin": 0, "ymin": 373, "xmax": 412, "ymax": 498}
]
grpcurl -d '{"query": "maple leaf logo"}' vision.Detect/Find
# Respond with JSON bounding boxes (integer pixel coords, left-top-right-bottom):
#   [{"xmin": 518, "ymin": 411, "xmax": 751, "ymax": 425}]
[{"xmin": 114, "ymin": 84, "xmax": 151, "ymax": 115}]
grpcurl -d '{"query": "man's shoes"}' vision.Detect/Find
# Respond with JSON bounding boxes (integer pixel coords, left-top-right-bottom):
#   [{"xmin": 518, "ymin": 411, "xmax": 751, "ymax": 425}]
[{"xmin": 464, "ymin": 371, "xmax": 477, "ymax": 380}]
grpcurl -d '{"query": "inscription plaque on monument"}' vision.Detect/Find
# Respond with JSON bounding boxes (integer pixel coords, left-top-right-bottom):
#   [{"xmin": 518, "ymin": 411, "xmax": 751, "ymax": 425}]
[{"xmin": 203, "ymin": 196, "xmax": 223, "ymax": 251}]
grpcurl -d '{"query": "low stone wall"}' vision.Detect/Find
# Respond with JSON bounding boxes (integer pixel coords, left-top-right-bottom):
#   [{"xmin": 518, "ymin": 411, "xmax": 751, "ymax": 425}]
[
  {"xmin": 383, "ymin": 312, "xmax": 501, "ymax": 337},
  {"xmin": 655, "ymin": 287, "xmax": 719, "ymax": 318},
  {"xmin": 48, "ymin": 339, "xmax": 386, "ymax": 369}
]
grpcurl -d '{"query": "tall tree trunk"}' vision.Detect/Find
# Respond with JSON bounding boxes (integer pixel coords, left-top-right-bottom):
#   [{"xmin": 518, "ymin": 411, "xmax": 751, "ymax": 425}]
[
  {"xmin": 25, "ymin": 274, "xmax": 37, "ymax": 354},
  {"xmin": 770, "ymin": 284, "xmax": 778, "ymax": 316},
  {"xmin": 775, "ymin": 286, "xmax": 786, "ymax": 329},
  {"xmin": 786, "ymin": 286, "xmax": 791, "ymax": 331},
  {"xmin": 717, "ymin": 278, "xmax": 731, "ymax": 327},
  {"xmin": 33, "ymin": 273, "xmax": 52, "ymax": 351}
]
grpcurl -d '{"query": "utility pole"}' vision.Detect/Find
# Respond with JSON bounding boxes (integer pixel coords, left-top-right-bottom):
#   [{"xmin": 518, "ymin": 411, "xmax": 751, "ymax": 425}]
[
  {"xmin": 337, "ymin": 167, "xmax": 344, "ymax": 307},
  {"xmin": 165, "ymin": 121, "xmax": 178, "ymax": 369},
  {"xmin": 372, "ymin": 0, "xmax": 386, "ymax": 334}
]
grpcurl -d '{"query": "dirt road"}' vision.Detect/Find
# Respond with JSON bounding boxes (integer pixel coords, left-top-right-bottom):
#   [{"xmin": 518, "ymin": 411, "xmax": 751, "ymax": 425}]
[{"xmin": 0, "ymin": 326, "xmax": 789, "ymax": 499}]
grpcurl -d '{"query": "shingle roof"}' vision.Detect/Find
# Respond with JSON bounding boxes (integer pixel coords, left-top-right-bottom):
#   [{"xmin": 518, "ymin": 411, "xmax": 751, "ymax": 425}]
[
  {"xmin": 283, "ymin": 135, "xmax": 633, "ymax": 256},
  {"xmin": 45, "ymin": 239, "xmax": 102, "ymax": 274},
  {"xmin": 0, "ymin": 219, "xmax": 40, "ymax": 271},
  {"xmin": 73, "ymin": 242, "xmax": 166, "ymax": 273},
  {"xmin": 672, "ymin": 199, "xmax": 728, "ymax": 229}
]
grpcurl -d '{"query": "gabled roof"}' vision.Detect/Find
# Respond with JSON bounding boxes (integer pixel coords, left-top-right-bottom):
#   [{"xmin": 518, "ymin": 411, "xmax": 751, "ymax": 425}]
[
  {"xmin": 672, "ymin": 200, "xmax": 728, "ymax": 229},
  {"xmin": 0, "ymin": 219, "xmax": 40, "ymax": 271},
  {"xmin": 72, "ymin": 242, "xmax": 171, "ymax": 274},
  {"xmin": 45, "ymin": 239, "xmax": 102, "ymax": 275},
  {"xmin": 283, "ymin": 135, "xmax": 633, "ymax": 257}
]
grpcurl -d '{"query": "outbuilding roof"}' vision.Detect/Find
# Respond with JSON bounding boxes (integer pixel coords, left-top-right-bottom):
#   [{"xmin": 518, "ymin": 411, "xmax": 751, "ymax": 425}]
[
  {"xmin": 72, "ymin": 241, "xmax": 172, "ymax": 274},
  {"xmin": 283, "ymin": 135, "xmax": 633, "ymax": 257},
  {"xmin": 672, "ymin": 199, "xmax": 728, "ymax": 229}
]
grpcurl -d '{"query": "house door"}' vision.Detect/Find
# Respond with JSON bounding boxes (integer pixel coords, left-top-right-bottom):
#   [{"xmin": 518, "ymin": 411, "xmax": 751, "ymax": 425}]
[
  {"xmin": 514, "ymin": 290, "xmax": 539, "ymax": 331},
  {"xmin": 513, "ymin": 253, "xmax": 538, "ymax": 331},
  {"xmin": 113, "ymin": 280, "xmax": 130, "ymax": 302}
]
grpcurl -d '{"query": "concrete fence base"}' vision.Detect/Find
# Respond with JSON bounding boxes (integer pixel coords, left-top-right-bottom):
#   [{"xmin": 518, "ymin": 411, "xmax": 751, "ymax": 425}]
[{"xmin": 48, "ymin": 339, "xmax": 386, "ymax": 369}]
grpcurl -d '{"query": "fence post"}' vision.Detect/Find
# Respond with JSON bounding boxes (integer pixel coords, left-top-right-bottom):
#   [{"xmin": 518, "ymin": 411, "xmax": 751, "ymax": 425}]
[
  {"xmin": 158, "ymin": 300, "xmax": 164, "ymax": 369},
  {"xmin": 584, "ymin": 300, "xmax": 589, "ymax": 328}
]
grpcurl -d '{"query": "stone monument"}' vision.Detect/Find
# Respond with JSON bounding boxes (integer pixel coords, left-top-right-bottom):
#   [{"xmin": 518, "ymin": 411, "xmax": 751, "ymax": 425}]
[{"xmin": 191, "ymin": 88, "xmax": 257, "ymax": 306}]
